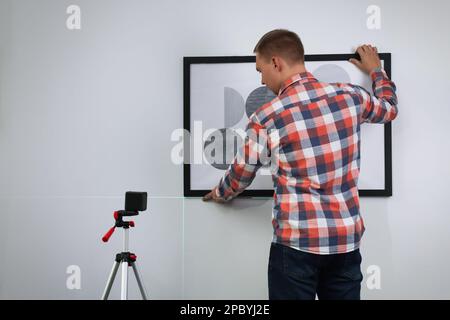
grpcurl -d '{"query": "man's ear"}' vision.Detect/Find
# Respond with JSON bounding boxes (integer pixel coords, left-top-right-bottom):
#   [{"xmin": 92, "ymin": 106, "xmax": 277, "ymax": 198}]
[{"xmin": 271, "ymin": 56, "xmax": 282, "ymax": 72}]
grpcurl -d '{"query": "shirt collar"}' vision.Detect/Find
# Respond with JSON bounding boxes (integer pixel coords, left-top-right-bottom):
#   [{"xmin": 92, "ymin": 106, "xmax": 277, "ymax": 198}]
[{"xmin": 278, "ymin": 71, "xmax": 317, "ymax": 96}]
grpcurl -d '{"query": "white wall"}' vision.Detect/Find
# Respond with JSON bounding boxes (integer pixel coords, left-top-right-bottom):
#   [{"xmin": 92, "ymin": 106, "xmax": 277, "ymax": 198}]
[{"xmin": 0, "ymin": 0, "xmax": 449, "ymax": 299}]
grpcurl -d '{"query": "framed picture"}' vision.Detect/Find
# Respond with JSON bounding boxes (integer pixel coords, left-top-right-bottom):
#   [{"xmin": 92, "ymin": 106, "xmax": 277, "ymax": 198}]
[{"xmin": 183, "ymin": 54, "xmax": 392, "ymax": 198}]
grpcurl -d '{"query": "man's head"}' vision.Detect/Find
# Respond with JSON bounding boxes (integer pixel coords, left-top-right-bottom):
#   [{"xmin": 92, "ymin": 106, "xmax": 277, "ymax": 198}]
[{"xmin": 254, "ymin": 29, "xmax": 306, "ymax": 94}]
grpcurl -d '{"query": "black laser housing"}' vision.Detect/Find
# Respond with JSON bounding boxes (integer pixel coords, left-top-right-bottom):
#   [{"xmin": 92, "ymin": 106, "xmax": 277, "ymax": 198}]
[{"xmin": 125, "ymin": 191, "xmax": 147, "ymax": 212}]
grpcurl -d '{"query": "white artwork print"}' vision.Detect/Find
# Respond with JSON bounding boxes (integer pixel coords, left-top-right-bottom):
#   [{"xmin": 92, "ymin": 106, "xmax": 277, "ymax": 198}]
[{"xmin": 188, "ymin": 58, "xmax": 387, "ymax": 193}]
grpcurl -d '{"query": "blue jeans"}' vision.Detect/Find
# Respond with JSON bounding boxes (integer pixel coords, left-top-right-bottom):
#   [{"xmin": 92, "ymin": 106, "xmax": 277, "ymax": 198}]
[{"xmin": 268, "ymin": 242, "xmax": 363, "ymax": 300}]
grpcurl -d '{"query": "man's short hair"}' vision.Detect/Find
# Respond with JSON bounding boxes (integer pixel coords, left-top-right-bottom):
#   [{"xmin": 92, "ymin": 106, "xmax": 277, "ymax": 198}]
[{"xmin": 253, "ymin": 29, "xmax": 305, "ymax": 65}]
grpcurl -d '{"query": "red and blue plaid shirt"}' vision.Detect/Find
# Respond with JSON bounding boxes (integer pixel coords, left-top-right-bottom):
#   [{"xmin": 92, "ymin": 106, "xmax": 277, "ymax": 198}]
[{"xmin": 216, "ymin": 67, "xmax": 398, "ymax": 255}]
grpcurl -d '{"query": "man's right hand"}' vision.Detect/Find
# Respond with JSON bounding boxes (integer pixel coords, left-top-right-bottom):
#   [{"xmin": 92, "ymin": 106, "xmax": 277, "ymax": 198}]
[{"xmin": 349, "ymin": 44, "xmax": 382, "ymax": 75}]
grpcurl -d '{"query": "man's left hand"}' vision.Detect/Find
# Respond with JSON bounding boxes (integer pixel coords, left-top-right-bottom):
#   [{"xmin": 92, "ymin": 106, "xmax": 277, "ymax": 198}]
[{"xmin": 202, "ymin": 187, "xmax": 227, "ymax": 203}]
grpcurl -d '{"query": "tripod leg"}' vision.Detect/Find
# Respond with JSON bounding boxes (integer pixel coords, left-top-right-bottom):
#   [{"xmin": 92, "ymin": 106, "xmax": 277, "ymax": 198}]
[
  {"xmin": 131, "ymin": 261, "xmax": 149, "ymax": 300},
  {"xmin": 121, "ymin": 260, "xmax": 129, "ymax": 300},
  {"xmin": 102, "ymin": 261, "xmax": 120, "ymax": 300}
]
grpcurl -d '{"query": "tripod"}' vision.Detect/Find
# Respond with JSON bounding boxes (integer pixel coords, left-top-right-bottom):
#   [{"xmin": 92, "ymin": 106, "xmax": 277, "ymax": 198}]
[{"xmin": 101, "ymin": 210, "xmax": 149, "ymax": 300}]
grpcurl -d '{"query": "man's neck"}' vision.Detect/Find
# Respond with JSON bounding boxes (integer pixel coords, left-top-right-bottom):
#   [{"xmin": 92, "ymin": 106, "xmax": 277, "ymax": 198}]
[{"xmin": 282, "ymin": 64, "xmax": 307, "ymax": 82}]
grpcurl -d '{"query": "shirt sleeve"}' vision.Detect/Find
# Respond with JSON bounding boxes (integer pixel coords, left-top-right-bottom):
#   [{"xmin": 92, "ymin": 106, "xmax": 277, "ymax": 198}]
[
  {"xmin": 215, "ymin": 116, "xmax": 269, "ymax": 201},
  {"xmin": 353, "ymin": 67, "xmax": 399, "ymax": 124}
]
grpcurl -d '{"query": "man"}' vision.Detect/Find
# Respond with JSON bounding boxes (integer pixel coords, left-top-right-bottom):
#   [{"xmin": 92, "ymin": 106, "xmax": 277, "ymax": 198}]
[{"xmin": 203, "ymin": 29, "xmax": 398, "ymax": 300}]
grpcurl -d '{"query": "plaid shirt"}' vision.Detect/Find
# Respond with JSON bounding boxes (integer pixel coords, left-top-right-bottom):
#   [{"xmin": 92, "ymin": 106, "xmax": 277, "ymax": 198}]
[{"xmin": 215, "ymin": 67, "xmax": 398, "ymax": 255}]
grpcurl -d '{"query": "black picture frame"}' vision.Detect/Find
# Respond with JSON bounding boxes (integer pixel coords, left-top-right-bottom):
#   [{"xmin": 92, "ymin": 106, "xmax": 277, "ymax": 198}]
[{"xmin": 184, "ymin": 53, "xmax": 392, "ymax": 198}]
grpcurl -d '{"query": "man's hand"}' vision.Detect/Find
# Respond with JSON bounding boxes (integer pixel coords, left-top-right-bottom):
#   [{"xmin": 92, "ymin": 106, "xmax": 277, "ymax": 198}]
[
  {"xmin": 349, "ymin": 44, "xmax": 382, "ymax": 75},
  {"xmin": 202, "ymin": 186, "xmax": 227, "ymax": 204}
]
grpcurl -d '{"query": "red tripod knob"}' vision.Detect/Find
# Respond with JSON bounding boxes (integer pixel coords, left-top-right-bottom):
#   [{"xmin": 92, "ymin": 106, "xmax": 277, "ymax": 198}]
[
  {"xmin": 102, "ymin": 226, "xmax": 116, "ymax": 242},
  {"xmin": 102, "ymin": 211, "xmax": 135, "ymax": 243}
]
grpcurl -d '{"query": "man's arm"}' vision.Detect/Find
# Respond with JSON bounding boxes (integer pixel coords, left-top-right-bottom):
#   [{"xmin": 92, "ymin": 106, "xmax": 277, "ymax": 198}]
[
  {"xmin": 350, "ymin": 45, "xmax": 398, "ymax": 124},
  {"xmin": 212, "ymin": 116, "xmax": 269, "ymax": 202}
]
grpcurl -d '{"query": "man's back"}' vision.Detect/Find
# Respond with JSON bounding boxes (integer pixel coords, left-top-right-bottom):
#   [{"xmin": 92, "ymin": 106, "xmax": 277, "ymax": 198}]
[
  {"xmin": 205, "ymin": 32, "xmax": 396, "ymax": 299},
  {"xmin": 251, "ymin": 67, "xmax": 398, "ymax": 254}
]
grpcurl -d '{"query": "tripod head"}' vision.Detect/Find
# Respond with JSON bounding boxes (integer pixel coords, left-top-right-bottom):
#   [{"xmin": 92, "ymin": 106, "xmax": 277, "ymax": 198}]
[{"xmin": 102, "ymin": 191, "xmax": 147, "ymax": 242}]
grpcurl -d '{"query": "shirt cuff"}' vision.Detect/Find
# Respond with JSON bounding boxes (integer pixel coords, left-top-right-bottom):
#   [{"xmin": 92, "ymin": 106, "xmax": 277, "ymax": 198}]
[
  {"xmin": 369, "ymin": 67, "xmax": 386, "ymax": 82},
  {"xmin": 216, "ymin": 183, "xmax": 234, "ymax": 201}
]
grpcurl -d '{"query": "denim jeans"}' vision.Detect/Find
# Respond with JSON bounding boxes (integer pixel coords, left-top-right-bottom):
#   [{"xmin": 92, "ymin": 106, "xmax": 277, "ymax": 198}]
[{"xmin": 268, "ymin": 242, "xmax": 363, "ymax": 300}]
